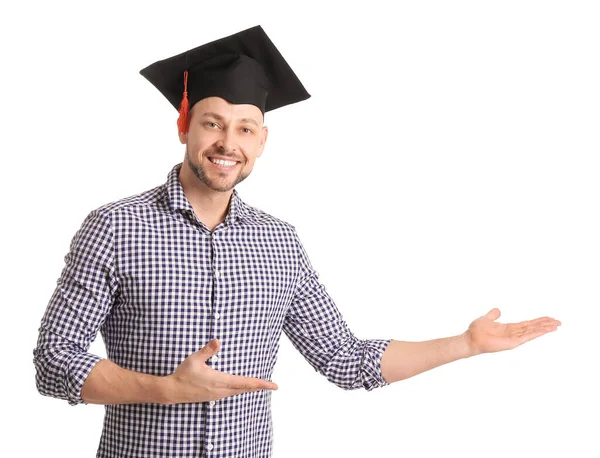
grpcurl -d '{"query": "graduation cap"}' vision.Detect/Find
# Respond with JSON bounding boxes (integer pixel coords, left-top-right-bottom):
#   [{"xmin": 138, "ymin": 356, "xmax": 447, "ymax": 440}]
[{"xmin": 139, "ymin": 25, "xmax": 311, "ymax": 133}]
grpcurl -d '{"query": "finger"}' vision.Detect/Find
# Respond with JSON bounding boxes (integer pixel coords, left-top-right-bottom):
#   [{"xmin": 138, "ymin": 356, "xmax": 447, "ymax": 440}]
[
  {"xmin": 219, "ymin": 372, "xmax": 278, "ymax": 391},
  {"xmin": 530, "ymin": 317, "xmax": 560, "ymax": 326},
  {"xmin": 523, "ymin": 321, "xmax": 560, "ymax": 334},
  {"xmin": 216, "ymin": 387, "xmax": 269, "ymax": 400},
  {"xmin": 524, "ymin": 317, "xmax": 562, "ymax": 327},
  {"xmin": 543, "ymin": 318, "xmax": 561, "ymax": 326},
  {"xmin": 484, "ymin": 308, "xmax": 501, "ymax": 320},
  {"xmin": 197, "ymin": 339, "xmax": 220, "ymax": 361},
  {"xmin": 512, "ymin": 318, "xmax": 559, "ymax": 334},
  {"xmin": 514, "ymin": 322, "xmax": 556, "ymax": 336},
  {"xmin": 535, "ymin": 320, "xmax": 561, "ymax": 330},
  {"xmin": 513, "ymin": 317, "xmax": 546, "ymax": 328},
  {"xmin": 224, "ymin": 385, "xmax": 274, "ymax": 397},
  {"xmin": 517, "ymin": 327, "xmax": 555, "ymax": 343}
]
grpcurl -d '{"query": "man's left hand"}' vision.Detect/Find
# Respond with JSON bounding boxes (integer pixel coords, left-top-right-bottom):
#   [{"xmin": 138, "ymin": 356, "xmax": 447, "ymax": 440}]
[{"xmin": 464, "ymin": 308, "xmax": 561, "ymax": 356}]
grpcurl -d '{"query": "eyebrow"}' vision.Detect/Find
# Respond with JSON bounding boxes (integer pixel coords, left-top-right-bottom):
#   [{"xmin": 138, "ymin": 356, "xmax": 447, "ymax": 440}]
[{"xmin": 200, "ymin": 111, "xmax": 260, "ymax": 128}]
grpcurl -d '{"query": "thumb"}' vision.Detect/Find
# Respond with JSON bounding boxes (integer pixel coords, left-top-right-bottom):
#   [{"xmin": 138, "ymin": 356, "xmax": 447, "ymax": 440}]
[
  {"xmin": 485, "ymin": 308, "xmax": 501, "ymax": 321},
  {"xmin": 199, "ymin": 338, "xmax": 220, "ymax": 360}
]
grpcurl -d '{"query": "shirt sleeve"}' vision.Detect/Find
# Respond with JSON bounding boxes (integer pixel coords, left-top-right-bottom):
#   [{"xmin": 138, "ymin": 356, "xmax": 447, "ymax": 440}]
[
  {"xmin": 283, "ymin": 227, "xmax": 392, "ymax": 391},
  {"xmin": 33, "ymin": 209, "xmax": 118, "ymax": 406}
]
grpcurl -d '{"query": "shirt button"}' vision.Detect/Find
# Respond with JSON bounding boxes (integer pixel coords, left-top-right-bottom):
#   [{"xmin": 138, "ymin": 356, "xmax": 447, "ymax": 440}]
[
  {"xmin": 207, "ymin": 443, "xmax": 214, "ymax": 451},
  {"xmin": 212, "ymin": 354, "xmax": 219, "ymax": 362},
  {"xmin": 214, "ymin": 270, "xmax": 221, "ymax": 279},
  {"xmin": 209, "ymin": 401, "xmax": 216, "ymax": 406},
  {"xmin": 214, "ymin": 312, "xmax": 220, "ymax": 320}
]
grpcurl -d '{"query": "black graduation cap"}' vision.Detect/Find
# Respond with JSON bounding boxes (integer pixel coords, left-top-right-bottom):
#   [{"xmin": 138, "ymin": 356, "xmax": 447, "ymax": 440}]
[{"xmin": 139, "ymin": 25, "xmax": 310, "ymax": 132}]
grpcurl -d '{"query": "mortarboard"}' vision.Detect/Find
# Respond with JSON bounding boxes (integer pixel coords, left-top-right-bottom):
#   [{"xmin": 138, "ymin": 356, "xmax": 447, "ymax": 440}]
[{"xmin": 139, "ymin": 25, "xmax": 311, "ymax": 133}]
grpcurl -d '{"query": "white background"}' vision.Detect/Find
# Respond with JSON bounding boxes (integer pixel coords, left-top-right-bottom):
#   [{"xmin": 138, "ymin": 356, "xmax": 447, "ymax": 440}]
[{"xmin": 1, "ymin": 0, "xmax": 598, "ymax": 456}]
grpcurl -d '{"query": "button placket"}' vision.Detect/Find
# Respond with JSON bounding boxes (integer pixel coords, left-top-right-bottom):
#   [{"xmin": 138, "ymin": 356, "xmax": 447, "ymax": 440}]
[{"xmin": 206, "ymin": 233, "xmax": 215, "ymax": 457}]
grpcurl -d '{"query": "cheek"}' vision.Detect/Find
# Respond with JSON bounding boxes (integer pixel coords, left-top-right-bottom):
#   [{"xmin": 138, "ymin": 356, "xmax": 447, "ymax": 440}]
[
  {"xmin": 241, "ymin": 138, "xmax": 262, "ymax": 156},
  {"xmin": 187, "ymin": 136, "xmax": 209, "ymax": 155}
]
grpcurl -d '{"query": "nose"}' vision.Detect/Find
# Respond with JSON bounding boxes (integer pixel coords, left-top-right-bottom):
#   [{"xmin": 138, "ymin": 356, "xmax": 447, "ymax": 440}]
[{"xmin": 214, "ymin": 129, "xmax": 237, "ymax": 153}]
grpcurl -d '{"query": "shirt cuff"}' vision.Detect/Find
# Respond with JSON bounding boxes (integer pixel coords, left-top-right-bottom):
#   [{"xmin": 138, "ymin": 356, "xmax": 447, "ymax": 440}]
[
  {"xmin": 362, "ymin": 338, "xmax": 393, "ymax": 391},
  {"xmin": 65, "ymin": 353, "xmax": 104, "ymax": 406}
]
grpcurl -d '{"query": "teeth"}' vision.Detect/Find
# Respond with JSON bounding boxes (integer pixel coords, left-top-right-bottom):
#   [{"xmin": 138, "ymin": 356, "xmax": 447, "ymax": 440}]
[{"xmin": 210, "ymin": 158, "xmax": 237, "ymax": 167}]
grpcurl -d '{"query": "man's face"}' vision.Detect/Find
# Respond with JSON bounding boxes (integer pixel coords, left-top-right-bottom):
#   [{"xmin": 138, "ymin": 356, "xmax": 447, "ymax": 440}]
[{"xmin": 179, "ymin": 96, "xmax": 268, "ymax": 193}]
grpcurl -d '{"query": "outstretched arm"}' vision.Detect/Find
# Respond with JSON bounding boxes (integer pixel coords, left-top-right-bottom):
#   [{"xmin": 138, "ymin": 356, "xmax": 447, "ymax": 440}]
[
  {"xmin": 284, "ymin": 227, "xmax": 391, "ymax": 391},
  {"xmin": 381, "ymin": 308, "xmax": 561, "ymax": 384}
]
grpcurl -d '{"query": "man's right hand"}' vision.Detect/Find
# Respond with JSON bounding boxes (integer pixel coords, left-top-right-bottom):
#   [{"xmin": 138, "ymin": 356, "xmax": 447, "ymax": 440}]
[{"xmin": 163, "ymin": 339, "xmax": 278, "ymax": 405}]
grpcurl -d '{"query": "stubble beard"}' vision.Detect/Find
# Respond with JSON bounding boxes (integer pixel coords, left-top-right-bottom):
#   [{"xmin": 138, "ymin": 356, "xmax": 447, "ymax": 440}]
[{"xmin": 185, "ymin": 147, "xmax": 250, "ymax": 193}]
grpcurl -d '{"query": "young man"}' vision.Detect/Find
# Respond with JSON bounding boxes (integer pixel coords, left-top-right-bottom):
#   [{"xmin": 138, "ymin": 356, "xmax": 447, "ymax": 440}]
[{"xmin": 33, "ymin": 25, "xmax": 561, "ymax": 458}]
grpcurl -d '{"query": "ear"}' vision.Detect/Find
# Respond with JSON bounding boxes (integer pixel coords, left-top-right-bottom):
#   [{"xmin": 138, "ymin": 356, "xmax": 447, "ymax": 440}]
[
  {"xmin": 256, "ymin": 125, "xmax": 269, "ymax": 158},
  {"xmin": 178, "ymin": 131, "xmax": 188, "ymax": 145}
]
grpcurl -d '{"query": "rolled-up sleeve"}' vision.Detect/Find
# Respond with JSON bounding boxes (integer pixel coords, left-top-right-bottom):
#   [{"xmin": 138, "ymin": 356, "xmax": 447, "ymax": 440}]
[
  {"xmin": 283, "ymin": 227, "xmax": 391, "ymax": 391},
  {"xmin": 33, "ymin": 209, "xmax": 118, "ymax": 405}
]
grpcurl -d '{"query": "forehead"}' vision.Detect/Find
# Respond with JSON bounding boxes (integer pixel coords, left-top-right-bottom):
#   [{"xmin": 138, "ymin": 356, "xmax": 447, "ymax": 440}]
[{"xmin": 192, "ymin": 97, "xmax": 263, "ymax": 123}]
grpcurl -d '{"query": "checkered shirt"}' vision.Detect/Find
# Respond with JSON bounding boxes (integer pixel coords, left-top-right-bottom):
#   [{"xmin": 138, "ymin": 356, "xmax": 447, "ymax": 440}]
[{"xmin": 33, "ymin": 162, "xmax": 391, "ymax": 457}]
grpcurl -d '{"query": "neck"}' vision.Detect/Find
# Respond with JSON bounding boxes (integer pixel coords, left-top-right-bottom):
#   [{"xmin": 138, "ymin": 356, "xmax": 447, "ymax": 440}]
[{"xmin": 178, "ymin": 163, "xmax": 233, "ymax": 230}]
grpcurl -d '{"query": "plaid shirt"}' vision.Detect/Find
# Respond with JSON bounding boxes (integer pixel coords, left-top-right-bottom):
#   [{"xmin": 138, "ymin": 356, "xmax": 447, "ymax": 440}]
[{"xmin": 33, "ymin": 162, "xmax": 391, "ymax": 458}]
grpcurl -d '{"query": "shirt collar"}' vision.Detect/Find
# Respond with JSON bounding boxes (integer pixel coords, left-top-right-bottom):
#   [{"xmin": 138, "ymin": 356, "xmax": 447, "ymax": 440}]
[{"xmin": 165, "ymin": 162, "xmax": 245, "ymax": 226}]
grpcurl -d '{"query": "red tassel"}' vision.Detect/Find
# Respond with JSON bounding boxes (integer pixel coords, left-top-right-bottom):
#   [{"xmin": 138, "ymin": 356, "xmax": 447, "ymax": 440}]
[{"xmin": 177, "ymin": 70, "xmax": 189, "ymax": 133}]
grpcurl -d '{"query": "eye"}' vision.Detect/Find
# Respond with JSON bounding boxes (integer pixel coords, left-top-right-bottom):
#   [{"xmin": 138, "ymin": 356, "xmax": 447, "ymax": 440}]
[
  {"xmin": 206, "ymin": 122, "xmax": 220, "ymax": 129},
  {"xmin": 241, "ymin": 127, "xmax": 253, "ymax": 134}
]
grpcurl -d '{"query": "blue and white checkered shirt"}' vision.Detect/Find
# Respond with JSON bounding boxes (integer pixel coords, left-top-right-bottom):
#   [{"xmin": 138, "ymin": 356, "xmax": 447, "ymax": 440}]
[{"xmin": 33, "ymin": 162, "xmax": 391, "ymax": 457}]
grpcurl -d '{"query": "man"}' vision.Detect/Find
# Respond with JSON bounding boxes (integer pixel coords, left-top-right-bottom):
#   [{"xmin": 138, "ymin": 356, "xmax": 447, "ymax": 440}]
[{"xmin": 33, "ymin": 25, "xmax": 561, "ymax": 458}]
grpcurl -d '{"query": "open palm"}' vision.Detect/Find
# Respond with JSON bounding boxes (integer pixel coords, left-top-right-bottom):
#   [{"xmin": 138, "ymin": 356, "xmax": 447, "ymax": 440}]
[{"xmin": 465, "ymin": 308, "xmax": 561, "ymax": 355}]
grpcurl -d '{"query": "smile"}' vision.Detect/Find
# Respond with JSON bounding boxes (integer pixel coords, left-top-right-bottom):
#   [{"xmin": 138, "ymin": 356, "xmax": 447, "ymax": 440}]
[{"xmin": 208, "ymin": 157, "xmax": 239, "ymax": 169}]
